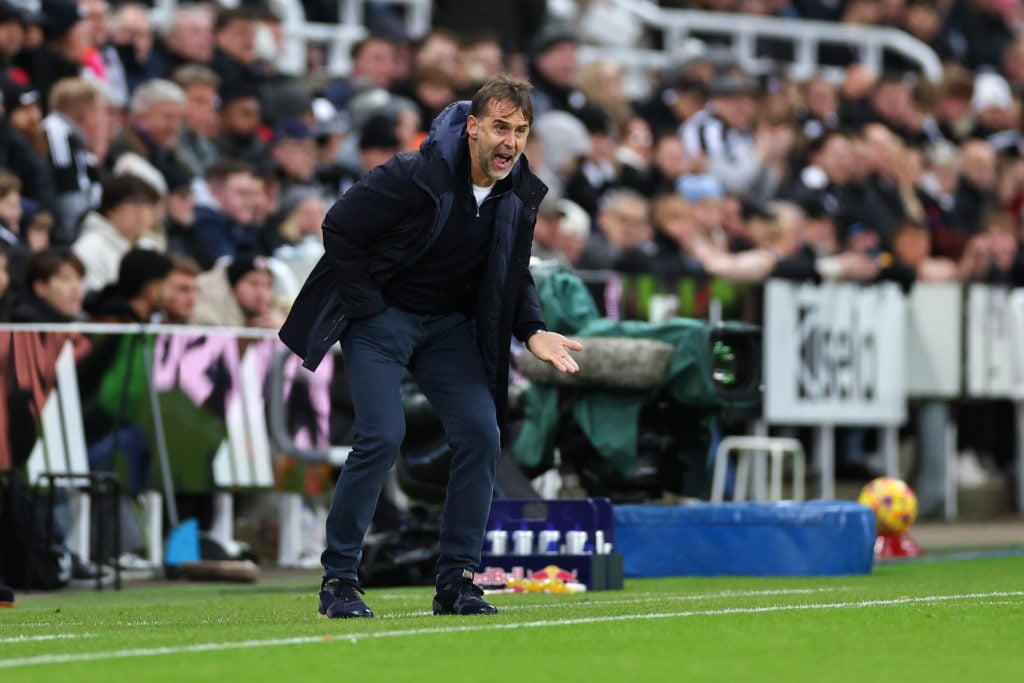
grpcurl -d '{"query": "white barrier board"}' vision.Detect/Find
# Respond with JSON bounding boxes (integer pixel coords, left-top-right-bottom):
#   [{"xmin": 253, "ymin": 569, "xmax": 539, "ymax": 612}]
[{"xmin": 764, "ymin": 280, "xmax": 907, "ymax": 425}]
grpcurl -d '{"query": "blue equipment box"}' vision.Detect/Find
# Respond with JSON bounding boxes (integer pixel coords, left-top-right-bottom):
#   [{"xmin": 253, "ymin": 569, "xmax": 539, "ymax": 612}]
[{"xmin": 614, "ymin": 501, "xmax": 876, "ymax": 577}]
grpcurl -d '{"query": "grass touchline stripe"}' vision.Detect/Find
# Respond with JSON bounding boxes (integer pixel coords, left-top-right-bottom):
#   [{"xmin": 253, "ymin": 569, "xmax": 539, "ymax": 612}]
[{"xmin": 3, "ymin": 591, "xmax": 1021, "ymax": 669}]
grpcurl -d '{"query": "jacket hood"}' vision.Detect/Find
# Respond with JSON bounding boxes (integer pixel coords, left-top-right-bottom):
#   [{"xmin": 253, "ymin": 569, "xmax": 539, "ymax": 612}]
[{"xmin": 421, "ymin": 100, "xmax": 470, "ymax": 176}]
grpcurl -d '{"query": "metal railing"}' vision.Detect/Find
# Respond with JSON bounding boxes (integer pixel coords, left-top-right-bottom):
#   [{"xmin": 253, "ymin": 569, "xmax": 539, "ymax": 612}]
[{"xmin": 581, "ymin": 0, "xmax": 943, "ymax": 100}]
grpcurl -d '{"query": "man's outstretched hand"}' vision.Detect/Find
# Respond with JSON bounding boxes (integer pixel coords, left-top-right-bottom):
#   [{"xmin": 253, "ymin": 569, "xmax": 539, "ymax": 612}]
[{"xmin": 526, "ymin": 331, "xmax": 583, "ymax": 374}]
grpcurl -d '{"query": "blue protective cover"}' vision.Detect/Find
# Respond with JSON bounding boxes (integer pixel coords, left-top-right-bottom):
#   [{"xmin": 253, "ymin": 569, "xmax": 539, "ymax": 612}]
[{"xmin": 614, "ymin": 501, "xmax": 876, "ymax": 577}]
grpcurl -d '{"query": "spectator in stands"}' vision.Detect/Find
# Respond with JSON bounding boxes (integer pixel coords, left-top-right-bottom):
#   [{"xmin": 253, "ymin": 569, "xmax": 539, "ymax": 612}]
[
  {"xmin": 0, "ymin": 77, "xmax": 51, "ymax": 172},
  {"xmin": 682, "ymin": 72, "xmax": 793, "ymax": 203},
  {"xmin": 42, "ymin": 78, "xmax": 110, "ymax": 244},
  {"xmin": 576, "ymin": 188, "xmax": 655, "ymax": 271},
  {"xmin": 0, "ymin": 169, "xmax": 28, "ymax": 294},
  {"xmin": 527, "ymin": 23, "xmax": 585, "ymax": 118},
  {"xmin": 794, "ymin": 75, "xmax": 840, "ymax": 144},
  {"xmin": 15, "ymin": 0, "xmax": 89, "ymax": 106},
  {"xmin": 214, "ymin": 83, "xmax": 271, "ymax": 171},
  {"xmin": 270, "ymin": 117, "xmax": 323, "ymax": 196},
  {"xmin": 107, "ymin": 78, "xmax": 192, "ymax": 190},
  {"xmin": 615, "ymin": 116, "xmax": 654, "ymax": 196},
  {"xmin": 82, "ymin": 0, "xmax": 129, "ymax": 107},
  {"xmin": 579, "ymin": 59, "xmax": 633, "ymax": 131},
  {"xmin": 10, "ymin": 246, "xmax": 85, "ymax": 322},
  {"xmin": 72, "ymin": 174, "xmax": 161, "ymax": 292},
  {"xmin": 457, "ymin": 34, "xmax": 505, "ymax": 92},
  {"xmin": 955, "ymin": 138, "xmax": 999, "ymax": 235},
  {"xmin": 971, "ymin": 72, "xmax": 1017, "ymax": 144},
  {"xmin": 432, "ymin": 0, "xmax": 546, "ymax": 59},
  {"xmin": 532, "ymin": 109, "xmax": 591, "ymax": 204},
  {"xmin": 878, "ymin": 219, "xmax": 958, "ymax": 290},
  {"xmin": 322, "ymin": 35, "xmax": 400, "ymax": 111},
  {"xmin": 109, "ymin": 2, "xmax": 162, "ymax": 92},
  {"xmin": 190, "ymin": 158, "xmax": 261, "ymax": 269},
  {"xmin": 270, "ymin": 186, "xmax": 326, "ymax": 257},
  {"xmin": 934, "ymin": 72, "xmax": 976, "ymax": 143},
  {"xmin": 405, "ymin": 65, "xmax": 458, "ymax": 133},
  {"xmin": 569, "ymin": 103, "xmax": 620, "ymax": 218},
  {"xmin": 0, "ymin": 1, "xmax": 26, "ymax": 67},
  {"xmin": 211, "ymin": 7, "xmax": 263, "ymax": 94},
  {"xmin": 958, "ymin": 211, "xmax": 1024, "ymax": 286},
  {"xmin": 155, "ymin": 4, "xmax": 214, "ymax": 74},
  {"xmin": 160, "ymin": 253, "xmax": 201, "ymax": 324},
  {"xmin": 954, "ymin": 0, "xmax": 1016, "ymax": 71},
  {"xmin": 191, "ymin": 252, "xmax": 284, "ymax": 329},
  {"xmin": 0, "ymin": 246, "xmax": 9, "ymax": 321},
  {"xmin": 82, "ymin": 248, "xmax": 173, "ymax": 569},
  {"xmin": 532, "ymin": 194, "xmax": 592, "ymax": 268},
  {"xmin": 170, "ymin": 64, "xmax": 221, "ymax": 177},
  {"xmin": 162, "ymin": 172, "xmax": 197, "ymax": 258},
  {"xmin": 22, "ymin": 207, "xmax": 55, "ymax": 254}
]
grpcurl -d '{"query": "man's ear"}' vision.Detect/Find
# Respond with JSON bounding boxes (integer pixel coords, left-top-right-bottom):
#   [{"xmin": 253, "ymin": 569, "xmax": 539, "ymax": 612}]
[{"xmin": 466, "ymin": 114, "xmax": 479, "ymax": 140}]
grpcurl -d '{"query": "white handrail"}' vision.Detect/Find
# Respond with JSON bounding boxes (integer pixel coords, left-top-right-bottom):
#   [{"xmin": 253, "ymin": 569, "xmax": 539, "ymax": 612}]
[{"xmin": 584, "ymin": 0, "xmax": 943, "ymax": 98}]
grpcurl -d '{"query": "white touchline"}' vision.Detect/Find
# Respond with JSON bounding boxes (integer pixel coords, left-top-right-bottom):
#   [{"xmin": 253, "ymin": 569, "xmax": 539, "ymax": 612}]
[
  {"xmin": 0, "ymin": 633, "xmax": 97, "ymax": 644},
  {"xmin": 2, "ymin": 591, "xmax": 1022, "ymax": 669}
]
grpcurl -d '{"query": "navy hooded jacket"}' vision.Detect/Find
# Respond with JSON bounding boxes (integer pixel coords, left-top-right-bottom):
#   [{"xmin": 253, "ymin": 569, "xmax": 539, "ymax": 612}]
[{"xmin": 279, "ymin": 100, "xmax": 548, "ymax": 433}]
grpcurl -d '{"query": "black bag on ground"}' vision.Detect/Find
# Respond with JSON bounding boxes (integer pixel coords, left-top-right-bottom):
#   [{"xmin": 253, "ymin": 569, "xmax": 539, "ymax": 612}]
[{"xmin": 0, "ymin": 471, "xmax": 72, "ymax": 590}]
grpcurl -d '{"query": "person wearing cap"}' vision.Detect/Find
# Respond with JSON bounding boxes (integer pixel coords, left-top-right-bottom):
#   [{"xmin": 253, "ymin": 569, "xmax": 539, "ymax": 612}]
[
  {"xmin": 280, "ymin": 74, "xmax": 582, "ymax": 619},
  {"xmin": 681, "ymin": 70, "xmax": 793, "ymax": 203},
  {"xmin": 0, "ymin": 75, "xmax": 58, "ymax": 210},
  {"xmin": 527, "ymin": 22, "xmax": 585, "ymax": 119},
  {"xmin": 270, "ymin": 117, "xmax": 321, "ymax": 194},
  {"xmin": 191, "ymin": 252, "xmax": 284, "ymax": 328}
]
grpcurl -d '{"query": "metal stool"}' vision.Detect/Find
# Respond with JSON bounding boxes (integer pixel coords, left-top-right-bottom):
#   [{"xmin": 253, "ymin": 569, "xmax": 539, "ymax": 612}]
[{"xmin": 710, "ymin": 436, "xmax": 806, "ymax": 502}]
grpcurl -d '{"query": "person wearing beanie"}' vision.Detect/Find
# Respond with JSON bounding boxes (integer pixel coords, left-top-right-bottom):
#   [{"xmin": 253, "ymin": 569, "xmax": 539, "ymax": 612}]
[
  {"xmin": 72, "ymin": 174, "xmax": 162, "ymax": 293},
  {"xmin": 84, "ymin": 247, "xmax": 173, "ymax": 323},
  {"xmin": 526, "ymin": 22, "xmax": 585, "ymax": 119},
  {"xmin": 191, "ymin": 252, "xmax": 285, "ymax": 328}
]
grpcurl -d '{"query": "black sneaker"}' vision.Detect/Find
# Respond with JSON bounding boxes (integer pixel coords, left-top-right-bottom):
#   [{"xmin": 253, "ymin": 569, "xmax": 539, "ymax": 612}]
[
  {"xmin": 318, "ymin": 578, "xmax": 373, "ymax": 619},
  {"xmin": 432, "ymin": 573, "xmax": 498, "ymax": 616},
  {"xmin": 0, "ymin": 580, "xmax": 14, "ymax": 607}
]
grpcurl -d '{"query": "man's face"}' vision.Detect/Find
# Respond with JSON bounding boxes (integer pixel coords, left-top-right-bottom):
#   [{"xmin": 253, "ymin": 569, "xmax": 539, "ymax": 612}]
[
  {"xmin": 212, "ymin": 172, "xmax": 258, "ymax": 225},
  {"xmin": 233, "ymin": 269, "xmax": 272, "ymax": 318},
  {"xmin": 163, "ymin": 269, "xmax": 199, "ymax": 322},
  {"xmin": 534, "ymin": 42, "xmax": 578, "ymax": 89},
  {"xmin": 168, "ymin": 10, "xmax": 213, "ymax": 63},
  {"xmin": 466, "ymin": 99, "xmax": 530, "ymax": 187},
  {"xmin": 216, "ymin": 18, "xmax": 256, "ymax": 64},
  {"xmin": 352, "ymin": 39, "xmax": 398, "ymax": 87},
  {"xmin": 183, "ymin": 83, "xmax": 220, "ymax": 139},
  {"xmin": 219, "ymin": 97, "xmax": 261, "ymax": 136},
  {"xmin": 136, "ymin": 100, "xmax": 185, "ymax": 149},
  {"xmin": 272, "ymin": 137, "xmax": 316, "ymax": 182},
  {"xmin": 34, "ymin": 263, "xmax": 84, "ymax": 319}
]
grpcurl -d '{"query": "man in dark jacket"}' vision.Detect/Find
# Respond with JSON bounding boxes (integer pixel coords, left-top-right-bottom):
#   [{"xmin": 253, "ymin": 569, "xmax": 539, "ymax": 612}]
[{"xmin": 280, "ymin": 75, "xmax": 582, "ymax": 618}]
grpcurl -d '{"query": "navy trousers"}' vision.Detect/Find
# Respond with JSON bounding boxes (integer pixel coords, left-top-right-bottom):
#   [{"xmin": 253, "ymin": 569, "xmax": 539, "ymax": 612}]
[{"xmin": 321, "ymin": 308, "xmax": 501, "ymax": 585}]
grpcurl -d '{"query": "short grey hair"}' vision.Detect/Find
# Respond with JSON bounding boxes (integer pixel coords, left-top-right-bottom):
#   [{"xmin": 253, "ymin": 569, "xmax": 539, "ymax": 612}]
[{"xmin": 130, "ymin": 79, "xmax": 186, "ymax": 116}]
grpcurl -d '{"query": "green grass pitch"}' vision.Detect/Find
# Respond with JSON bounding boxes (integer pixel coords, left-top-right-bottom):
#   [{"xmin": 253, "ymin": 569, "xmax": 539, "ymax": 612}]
[{"xmin": 2, "ymin": 554, "xmax": 1023, "ymax": 683}]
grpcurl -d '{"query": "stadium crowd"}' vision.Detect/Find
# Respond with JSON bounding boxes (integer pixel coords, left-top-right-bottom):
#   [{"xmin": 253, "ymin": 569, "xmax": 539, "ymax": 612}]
[{"xmin": 1, "ymin": 0, "xmax": 1024, "ymax": 593}]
